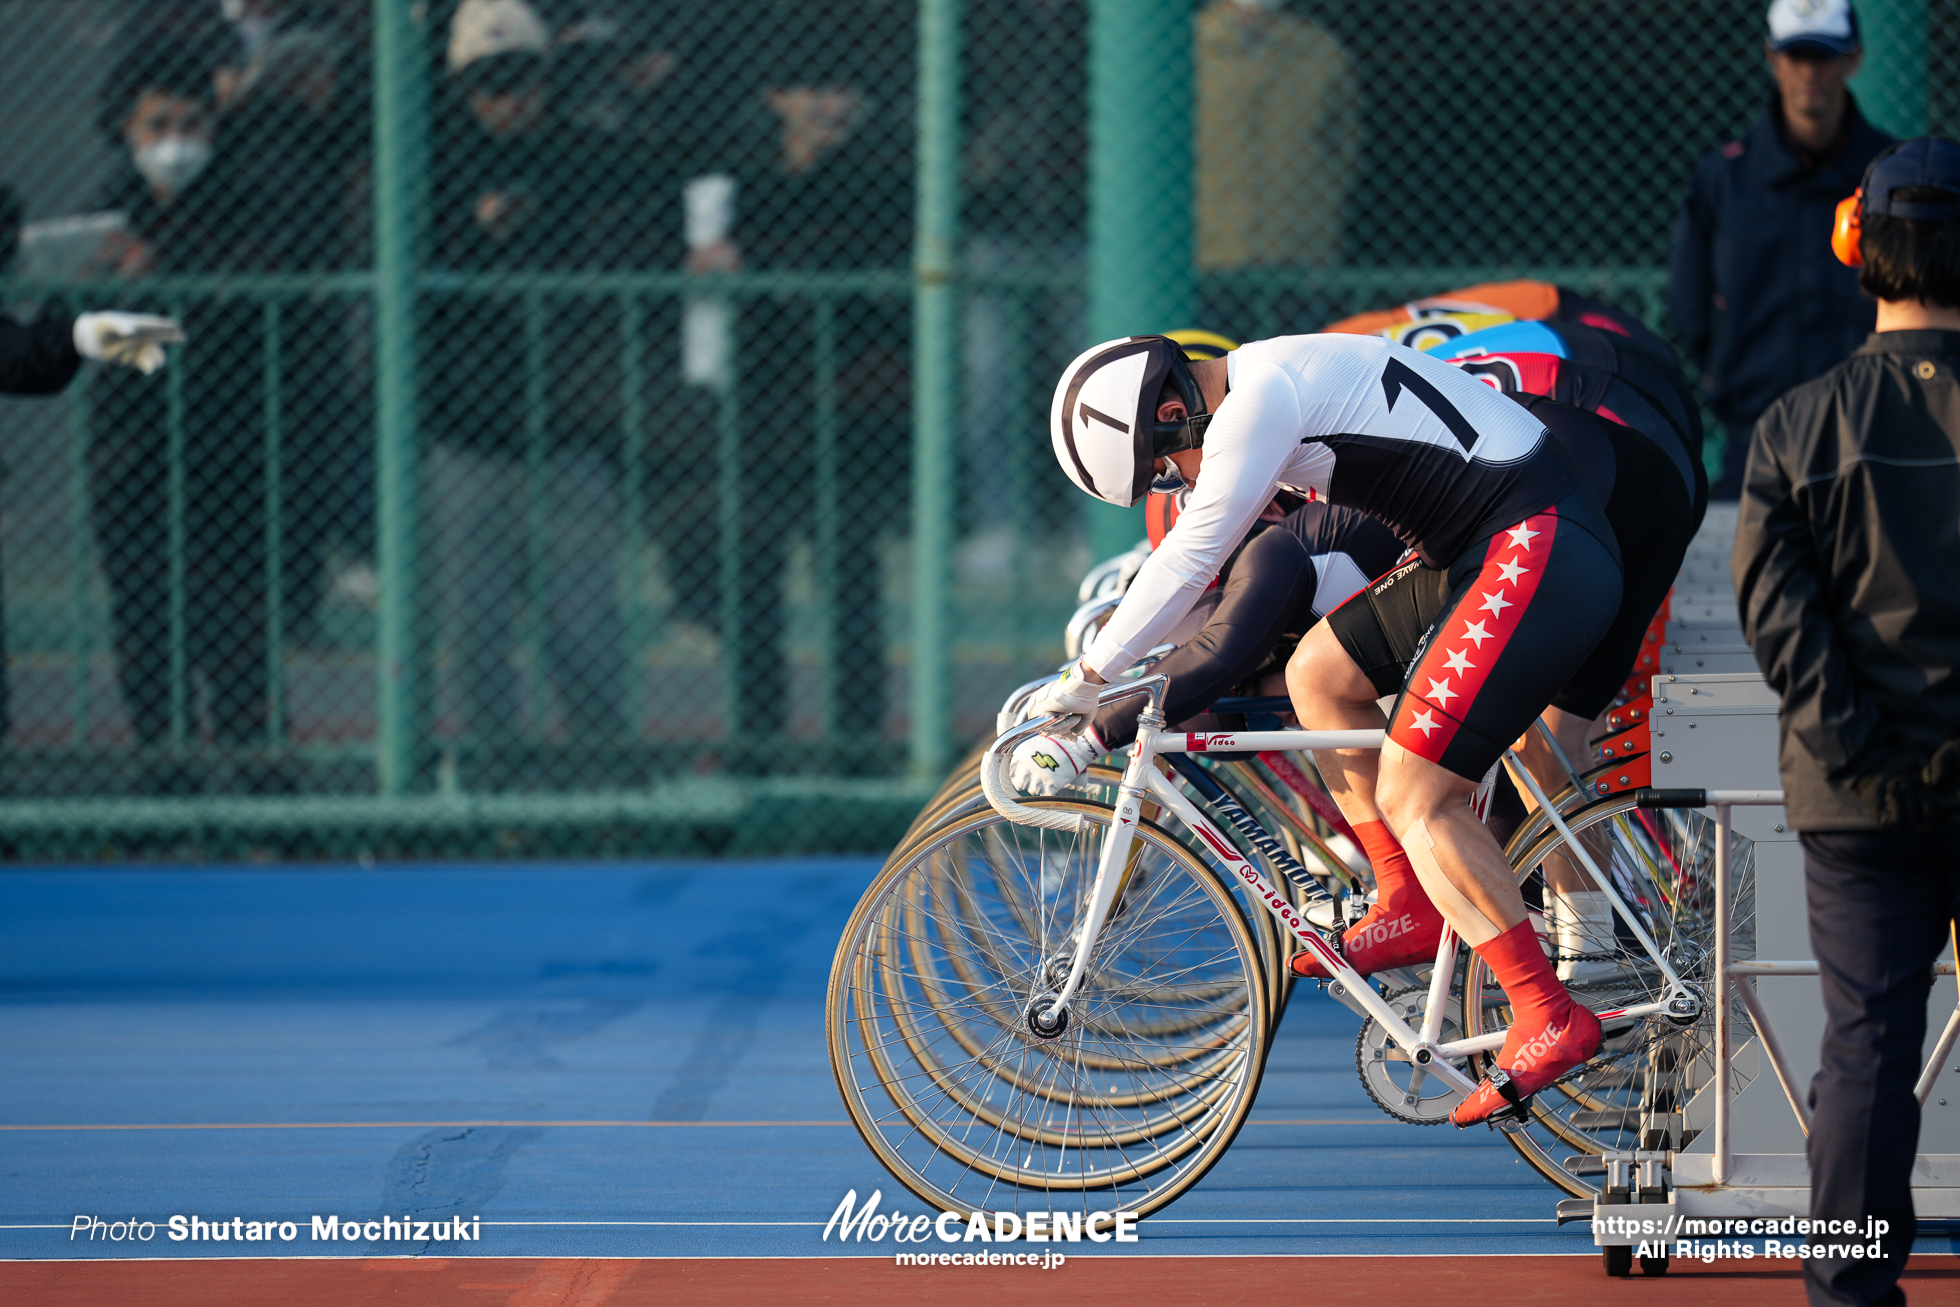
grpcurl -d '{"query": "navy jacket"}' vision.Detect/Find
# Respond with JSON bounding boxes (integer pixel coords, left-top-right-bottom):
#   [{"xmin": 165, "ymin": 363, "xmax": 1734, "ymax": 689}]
[{"xmin": 1668, "ymin": 96, "xmax": 1893, "ymax": 429}]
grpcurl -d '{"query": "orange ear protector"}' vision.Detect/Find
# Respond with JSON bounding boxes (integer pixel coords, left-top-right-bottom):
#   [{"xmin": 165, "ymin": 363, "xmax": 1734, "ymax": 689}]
[{"xmin": 1832, "ymin": 188, "xmax": 1865, "ymax": 267}]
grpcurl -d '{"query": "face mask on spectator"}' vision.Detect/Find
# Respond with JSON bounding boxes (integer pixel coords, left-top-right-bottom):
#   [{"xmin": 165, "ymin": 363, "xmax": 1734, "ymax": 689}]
[{"xmin": 134, "ymin": 136, "xmax": 214, "ymax": 194}]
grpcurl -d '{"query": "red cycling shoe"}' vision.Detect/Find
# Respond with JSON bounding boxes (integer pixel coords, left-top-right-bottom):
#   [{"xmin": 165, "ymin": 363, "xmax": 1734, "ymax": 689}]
[
  {"xmin": 1449, "ymin": 1004, "xmax": 1602, "ymax": 1125},
  {"xmin": 1449, "ymin": 919, "xmax": 1604, "ymax": 1126},
  {"xmin": 1292, "ymin": 820, "xmax": 1445, "ymax": 979}
]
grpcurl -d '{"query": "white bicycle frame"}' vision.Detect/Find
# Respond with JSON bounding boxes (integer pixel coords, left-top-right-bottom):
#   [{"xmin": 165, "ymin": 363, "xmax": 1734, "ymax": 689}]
[{"xmin": 983, "ymin": 675, "xmax": 1698, "ymax": 1103}]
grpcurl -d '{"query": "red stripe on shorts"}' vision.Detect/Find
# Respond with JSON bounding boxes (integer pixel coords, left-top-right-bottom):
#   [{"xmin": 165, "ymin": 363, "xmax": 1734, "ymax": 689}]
[{"xmin": 1389, "ymin": 506, "xmax": 1559, "ymax": 765}]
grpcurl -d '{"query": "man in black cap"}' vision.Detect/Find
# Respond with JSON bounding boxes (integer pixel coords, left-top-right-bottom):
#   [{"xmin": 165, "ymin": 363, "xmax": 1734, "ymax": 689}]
[
  {"xmin": 1669, "ymin": 0, "xmax": 1894, "ymax": 498},
  {"xmin": 1735, "ymin": 135, "xmax": 1960, "ymax": 1307}
]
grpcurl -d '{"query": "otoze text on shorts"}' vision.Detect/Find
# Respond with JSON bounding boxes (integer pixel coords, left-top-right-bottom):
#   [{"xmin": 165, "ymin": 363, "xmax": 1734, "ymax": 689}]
[{"xmin": 823, "ymin": 1190, "xmax": 1138, "ymax": 1243}]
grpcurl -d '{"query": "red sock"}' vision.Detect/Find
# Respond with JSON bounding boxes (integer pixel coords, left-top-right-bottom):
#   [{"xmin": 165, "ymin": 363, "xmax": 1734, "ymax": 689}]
[
  {"xmin": 1474, "ymin": 919, "xmax": 1578, "ymax": 1063},
  {"xmin": 1294, "ymin": 820, "xmax": 1443, "ymax": 977},
  {"xmin": 1353, "ymin": 821, "xmax": 1416, "ymax": 900}
]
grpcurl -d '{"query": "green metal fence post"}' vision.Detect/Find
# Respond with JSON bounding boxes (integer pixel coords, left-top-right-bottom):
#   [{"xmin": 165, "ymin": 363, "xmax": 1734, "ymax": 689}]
[
  {"xmin": 371, "ymin": 0, "xmax": 429, "ymax": 795},
  {"xmin": 814, "ymin": 297, "xmax": 840, "ymax": 752},
  {"xmin": 1085, "ymin": 0, "xmax": 1194, "ymax": 564},
  {"xmin": 910, "ymin": 0, "xmax": 960, "ymax": 781},
  {"xmin": 166, "ymin": 299, "xmax": 188, "ymax": 754},
  {"xmin": 620, "ymin": 293, "xmax": 649, "ymax": 743},
  {"xmin": 1850, "ymin": 0, "xmax": 1927, "ymax": 138},
  {"xmin": 262, "ymin": 299, "xmax": 286, "ymax": 749}
]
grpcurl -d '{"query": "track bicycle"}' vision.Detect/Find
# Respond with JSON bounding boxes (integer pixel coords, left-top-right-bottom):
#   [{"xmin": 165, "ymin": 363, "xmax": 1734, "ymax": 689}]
[{"xmin": 827, "ymin": 673, "xmax": 1744, "ymax": 1215}]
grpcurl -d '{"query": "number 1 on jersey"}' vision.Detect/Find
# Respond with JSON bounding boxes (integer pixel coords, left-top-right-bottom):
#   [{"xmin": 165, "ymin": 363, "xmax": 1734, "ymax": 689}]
[{"xmin": 1381, "ymin": 358, "xmax": 1480, "ymax": 453}]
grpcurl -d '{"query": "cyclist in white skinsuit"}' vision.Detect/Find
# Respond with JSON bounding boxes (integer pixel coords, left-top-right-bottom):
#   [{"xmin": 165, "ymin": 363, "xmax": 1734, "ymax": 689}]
[
  {"xmin": 1066, "ymin": 334, "xmax": 1572, "ymax": 674},
  {"xmin": 1033, "ymin": 332, "xmax": 1623, "ymax": 1126}
]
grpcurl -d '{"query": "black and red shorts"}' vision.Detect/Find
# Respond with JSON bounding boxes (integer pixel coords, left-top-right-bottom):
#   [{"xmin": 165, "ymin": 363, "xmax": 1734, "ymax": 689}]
[
  {"xmin": 1530, "ymin": 396, "xmax": 1699, "ymax": 721},
  {"xmin": 1325, "ymin": 490, "xmax": 1622, "ymax": 781}
]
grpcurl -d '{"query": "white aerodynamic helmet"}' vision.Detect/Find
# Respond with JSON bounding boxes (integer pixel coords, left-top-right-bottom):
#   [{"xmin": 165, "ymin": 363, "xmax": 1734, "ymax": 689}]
[{"xmin": 1049, "ymin": 335, "xmax": 1212, "ymax": 508}]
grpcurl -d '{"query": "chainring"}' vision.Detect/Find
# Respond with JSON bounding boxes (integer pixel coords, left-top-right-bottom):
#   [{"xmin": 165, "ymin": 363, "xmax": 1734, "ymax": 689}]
[{"xmin": 1355, "ymin": 984, "xmax": 1471, "ymax": 1124}]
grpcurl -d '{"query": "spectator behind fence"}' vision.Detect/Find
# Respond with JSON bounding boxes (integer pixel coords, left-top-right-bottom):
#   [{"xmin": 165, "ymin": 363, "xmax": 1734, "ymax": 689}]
[
  {"xmin": 725, "ymin": 11, "xmax": 912, "ymax": 763},
  {"xmin": 1668, "ymin": 0, "xmax": 1893, "ymax": 498},
  {"xmin": 2, "ymin": 185, "xmax": 185, "ymax": 755},
  {"xmin": 1193, "ymin": 0, "xmax": 1357, "ymax": 331},
  {"xmin": 424, "ymin": 0, "xmax": 629, "ymax": 766},
  {"xmin": 211, "ymin": 27, "xmax": 368, "ymax": 647},
  {"xmin": 1733, "ymin": 136, "xmax": 1960, "ymax": 1307},
  {"xmin": 210, "ymin": 1, "xmax": 347, "ymax": 104},
  {"xmin": 85, "ymin": 37, "xmax": 306, "ymax": 790}
]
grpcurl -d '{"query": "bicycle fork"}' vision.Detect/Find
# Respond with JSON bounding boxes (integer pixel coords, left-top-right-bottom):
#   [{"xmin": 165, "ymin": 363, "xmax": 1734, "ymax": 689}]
[{"xmin": 1031, "ymin": 702, "xmax": 1165, "ymax": 1035}]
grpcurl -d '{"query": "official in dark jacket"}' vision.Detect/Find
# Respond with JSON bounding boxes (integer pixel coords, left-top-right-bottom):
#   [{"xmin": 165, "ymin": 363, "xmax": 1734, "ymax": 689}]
[
  {"xmin": 1, "ymin": 312, "xmax": 182, "ymax": 396},
  {"xmin": 1669, "ymin": 0, "xmax": 1893, "ymax": 499},
  {"xmin": 3, "ymin": 297, "xmax": 182, "ymax": 756},
  {"xmin": 1733, "ymin": 137, "xmax": 1960, "ymax": 1307}
]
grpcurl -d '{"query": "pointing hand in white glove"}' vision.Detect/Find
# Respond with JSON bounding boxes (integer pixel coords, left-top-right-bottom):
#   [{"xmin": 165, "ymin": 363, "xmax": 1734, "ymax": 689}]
[
  {"xmin": 1010, "ymin": 726, "xmax": 1106, "ymax": 797},
  {"xmin": 1024, "ymin": 661, "xmax": 1104, "ymax": 734},
  {"xmin": 73, "ymin": 312, "xmax": 186, "ymax": 375}
]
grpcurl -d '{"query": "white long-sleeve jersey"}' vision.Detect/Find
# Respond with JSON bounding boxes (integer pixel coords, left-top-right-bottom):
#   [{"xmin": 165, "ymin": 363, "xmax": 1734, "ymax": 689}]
[{"xmin": 1082, "ymin": 333, "xmax": 1573, "ymax": 681}]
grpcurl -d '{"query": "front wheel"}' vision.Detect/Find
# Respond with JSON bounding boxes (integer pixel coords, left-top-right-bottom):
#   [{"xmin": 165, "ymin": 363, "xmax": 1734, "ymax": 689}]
[{"xmin": 827, "ymin": 798, "xmax": 1271, "ymax": 1219}]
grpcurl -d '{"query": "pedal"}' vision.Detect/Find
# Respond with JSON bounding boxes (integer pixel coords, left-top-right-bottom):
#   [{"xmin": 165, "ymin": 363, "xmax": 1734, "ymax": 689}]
[{"xmin": 1490, "ymin": 1098, "xmax": 1535, "ymax": 1125}]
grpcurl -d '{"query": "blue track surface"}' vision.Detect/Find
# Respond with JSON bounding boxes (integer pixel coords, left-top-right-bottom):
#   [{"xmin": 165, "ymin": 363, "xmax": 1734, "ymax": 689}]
[{"xmin": 0, "ymin": 860, "xmax": 1659, "ymax": 1260}]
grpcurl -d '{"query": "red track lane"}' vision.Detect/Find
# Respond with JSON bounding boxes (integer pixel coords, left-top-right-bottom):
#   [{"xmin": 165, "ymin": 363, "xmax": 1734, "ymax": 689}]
[{"xmin": 2, "ymin": 1256, "xmax": 1955, "ymax": 1305}]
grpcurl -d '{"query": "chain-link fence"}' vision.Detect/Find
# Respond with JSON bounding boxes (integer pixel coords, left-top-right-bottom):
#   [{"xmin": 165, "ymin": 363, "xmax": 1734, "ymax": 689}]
[{"xmin": 0, "ymin": 0, "xmax": 1943, "ymax": 857}]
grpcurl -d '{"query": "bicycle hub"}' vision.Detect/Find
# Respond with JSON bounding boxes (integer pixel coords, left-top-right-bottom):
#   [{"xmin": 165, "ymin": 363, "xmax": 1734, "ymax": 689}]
[{"xmin": 1024, "ymin": 993, "xmax": 1070, "ymax": 1042}]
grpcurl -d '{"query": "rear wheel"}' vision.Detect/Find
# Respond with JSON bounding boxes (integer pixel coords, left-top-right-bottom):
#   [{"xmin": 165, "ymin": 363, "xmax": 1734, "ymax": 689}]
[{"xmin": 1470, "ymin": 795, "xmax": 1757, "ymax": 1198}]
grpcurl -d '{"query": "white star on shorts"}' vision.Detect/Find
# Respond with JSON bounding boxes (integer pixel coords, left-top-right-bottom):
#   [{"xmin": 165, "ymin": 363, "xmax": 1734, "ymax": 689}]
[
  {"xmin": 1495, "ymin": 558, "xmax": 1529, "ymax": 584},
  {"xmin": 1479, "ymin": 590, "xmax": 1513, "ymax": 617},
  {"xmin": 1506, "ymin": 523, "xmax": 1540, "ymax": 550},
  {"xmin": 1425, "ymin": 677, "xmax": 1457, "ymax": 706},
  {"xmin": 1460, "ymin": 619, "xmax": 1492, "ymax": 647},
  {"xmin": 1443, "ymin": 648, "xmax": 1475, "ymax": 674},
  {"xmin": 1408, "ymin": 708, "xmax": 1440, "ymax": 737}
]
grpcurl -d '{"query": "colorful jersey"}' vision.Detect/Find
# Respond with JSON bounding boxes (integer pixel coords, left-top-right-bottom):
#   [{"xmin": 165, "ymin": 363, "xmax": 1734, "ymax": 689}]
[
  {"xmin": 1081, "ymin": 333, "xmax": 1575, "ymax": 680},
  {"xmin": 1323, "ymin": 279, "xmax": 1676, "ymax": 365},
  {"xmin": 1379, "ymin": 311, "xmax": 1515, "ymax": 352},
  {"xmin": 1321, "ymin": 280, "xmax": 1560, "ymax": 337}
]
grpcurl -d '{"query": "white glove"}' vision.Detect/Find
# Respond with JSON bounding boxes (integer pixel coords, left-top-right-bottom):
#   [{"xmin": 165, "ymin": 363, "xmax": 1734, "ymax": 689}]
[
  {"xmin": 1010, "ymin": 727, "xmax": 1105, "ymax": 797},
  {"xmin": 1025, "ymin": 661, "xmax": 1103, "ymax": 733},
  {"xmin": 73, "ymin": 312, "xmax": 186, "ymax": 375}
]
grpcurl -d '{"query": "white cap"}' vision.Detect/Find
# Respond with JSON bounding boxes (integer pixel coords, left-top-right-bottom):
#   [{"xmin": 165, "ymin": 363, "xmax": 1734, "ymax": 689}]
[
  {"xmin": 1768, "ymin": 0, "xmax": 1860, "ymax": 56},
  {"xmin": 448, "ymin": 0, "xmax": 550, "ymax": 74}
]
